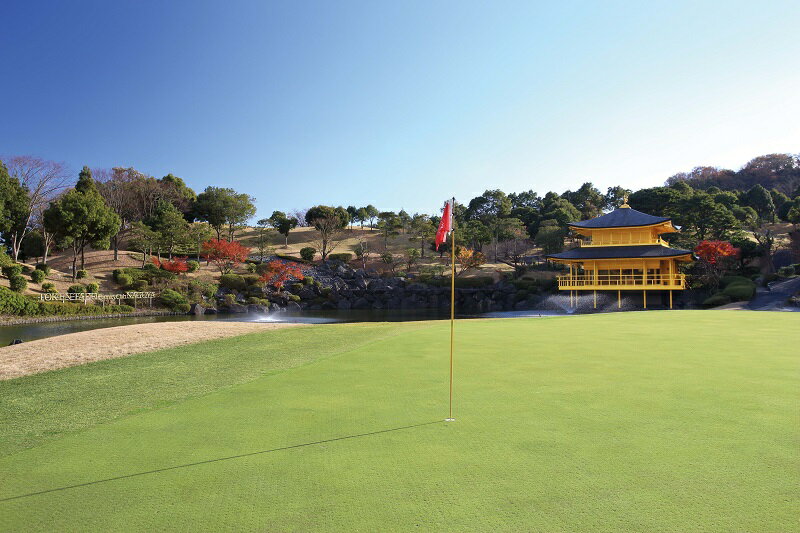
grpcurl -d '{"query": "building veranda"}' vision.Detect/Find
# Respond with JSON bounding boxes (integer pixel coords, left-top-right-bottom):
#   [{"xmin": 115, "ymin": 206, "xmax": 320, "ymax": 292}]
[{"xmin": 547, "ymin": 201, "xmax": 694, "ymax": 309}]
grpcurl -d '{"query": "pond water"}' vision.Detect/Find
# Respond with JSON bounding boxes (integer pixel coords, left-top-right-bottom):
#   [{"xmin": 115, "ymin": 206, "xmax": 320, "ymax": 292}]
[{"xmin": 0, "ymin": 309, "xmax": 568, "ymax": 345}]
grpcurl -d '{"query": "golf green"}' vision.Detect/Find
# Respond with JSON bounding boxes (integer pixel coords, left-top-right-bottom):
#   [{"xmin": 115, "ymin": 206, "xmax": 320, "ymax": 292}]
[{"xmin": 0, "ymin": 311, "xmax": 797, "ymax": 532}]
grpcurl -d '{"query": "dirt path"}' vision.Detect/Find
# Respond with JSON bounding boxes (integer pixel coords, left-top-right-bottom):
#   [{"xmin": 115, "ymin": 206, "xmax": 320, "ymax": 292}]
[{"xmin": 0, "ymin": 321, "xmax": 300, "ymax": 380}]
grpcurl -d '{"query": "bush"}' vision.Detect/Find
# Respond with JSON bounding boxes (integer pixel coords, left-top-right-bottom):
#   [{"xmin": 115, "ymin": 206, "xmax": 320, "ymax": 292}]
[
  {"xmin": 219, "ymin": 274, "xmax": 246, "ymax": 291},
  {"xmin": 0, "ymin": 250, "xmax": 12, "ymax": 268},
  {"xmin": 42, "ymin": 282, "xmax": 57, "ymax": 293},
  {"xmin": 186, "ymin": 260, "xmax": 200, "ymax": 273},
  {"xmin": 86, "ymin": 282, "xmax": 100, "ymax": 293},
  {"xmin": 2, "ymin": 264, "xmax": 23, "ymax": 278},
  {"xmin": 159, "ymin": 289, "xmax": 190, "ymax": 312},
  {"xmin": 223, "ymin": 293, "xmax": 237, "ymax": 306},
  {"xmin": 35, "ymin": 263, "xmax": 51, "ymax": 275},
  {"xmin": 328, "ymin": 253, "xmax": 352, "ymax": 262},
  {"xmin": 287, "ymin": 294, "xmax": 301, "ymax": 302},
  {"xmin": 242, "ymin": 274, "xmax": 262, "ymax": 287},
  {"xmin": 0, "ymin": 287, "xmax": 134, "ymax": 317},
  {"xmin": 76, "ymin": 269, "xmax": 88, "ymax": 279},
  {"xmin": 762, "ymin": 272, "xmax": 779, "ymax": 286},
  {"xmin": 303, "ymin": 276, "xmax": 315, "ymax": 286},
  {"xmin": 132, "ymin": 280, "xmax": 149, "ymax": 291},
  {"xmin": 67, "ymin": 284, "xmax": 87, "ymax": 295},
  {"xmin": 702, "ymin": 294, "xmax": 732, "ymax": 308},
  {"xmin": 188, "ymin": 280, "xmax": 218, "ymax": 300},
  {"xmin": 30, "ymin": 269, "xmax": 46, "ymax": 284},
  {"xmin": 116, "ymin": 273, "xmax": 133, "ymax": 287},
  {"xmin": 455, "ymin": 276, "xmax": 494, "ymax": 288},
  {"xmin": 9, "ymin": 275, "xmax": 27, "ymax": 293},
  {"xmin": 778, "ymin": 265, "xmax": 795, "ymax": 277},
  {"xmin": 300, "ymin": 247, "xmax": 316, "ymax": 261},
  {"xmin": 720, "ymin": 275, "xmax": 752, "ymax": 288},
  {"xmin": 722, "ymin": 282, "xmax": 756, "ymax": 301},
  {"xmin": 246, "ymin": 262, "xmax": 258, "ymax": 273}
]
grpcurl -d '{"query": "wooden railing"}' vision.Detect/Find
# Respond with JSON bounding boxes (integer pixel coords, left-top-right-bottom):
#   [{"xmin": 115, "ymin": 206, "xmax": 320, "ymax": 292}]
[
  {"xmin": 578, "ymin": 237, "xmax": 668, "ymax": 247},
  {"xmin": 556, "ymin": 273, "xmax": 685, "ymax": 289}
]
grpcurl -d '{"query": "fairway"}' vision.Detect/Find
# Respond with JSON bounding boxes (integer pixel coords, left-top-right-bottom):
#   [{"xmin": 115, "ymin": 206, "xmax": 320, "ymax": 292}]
[{"xmin": 0, "ymin": 312, "xmax": 797, "ymax": 532}]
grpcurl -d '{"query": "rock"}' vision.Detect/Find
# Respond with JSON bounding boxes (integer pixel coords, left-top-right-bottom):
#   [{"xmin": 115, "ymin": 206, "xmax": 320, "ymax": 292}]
[
  {"xmin": 352, "ymin": 297, "xmax": 370, "ymax": 310},
  {"xmin": 189, "ymin": 303, "xmax": 205, "ymax": 316},
  {"xmin": 337, "ymin": 299, "xmax": 352, "ymax": 310},
  {"xmin": 269, "ymin": 302, "xmax": 282, "ymax": 312},
  {"xmin": 8, "ymin": 339, "xmax": 22, "ymax": 345},
  {"xmin": 286, "ymin": 301, "xmax": 301, "ymax": 311},
  {"xmin": 204, "ymin": 307, "xmax": 218, "ymax": 314},
  {"xmin": 225, "ymin": 303, "xmax": 249, "ymax": 313},
  {"xmin": 248, "ymin": 304, "xmax": 269, "ymax": 314}
]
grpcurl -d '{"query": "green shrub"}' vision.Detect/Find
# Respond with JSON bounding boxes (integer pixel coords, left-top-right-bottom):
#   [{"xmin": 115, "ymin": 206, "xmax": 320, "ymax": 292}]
[
  {"xmin": 702, "ymin": 294, "xmax": 732, "ymax": 308},
  {"xmin": 2, "ymin": 264, "xmax": 23, "ymax": 278},
  {"xmin": 86, "ymin": 282, "xmax": 100, "ymax": 293},
  {"xmin": 132, "ymin": 280, "xmax": 149, "ymax": 291},
  {"xmin": 720, "ymin": 275, "xmax": 752, "ymax": 288},
  {"xmin": 511, "ymin": 279, "xmax": 541, "ymax": 291},
  {"xmin": 76, "ymin": 269, "xmax": 88, "ymax": 279},
  {"xmin": 303, "ymin": 276, "xmax": 315, "ymax": 286},
  {"xmin": 188, "ymin": 280, "xmax": 218, "ymax": 299},
  {"xmin": 30, "ymin": 270, "xmax": 46, "ymax": 284},
  {"xmin": 300, "ymin": 247, "xmax": 316, "ymax": 261},
  {"xmin": 778, "ymin": 265, "xmax": 795, "ymax": 277},
  {"xmin": 287, "ymin": 294, "xmax": 301, "ymax": 302},
  {"xmin": 223, "ymin": 293, "xmax": 237, "ymax": 306},
  {"xmin": 722, "ymin": 283, "xmax": 756, "ymax": 301},
  {"xmin": 246, "ymin": 262, "xmax": 258, "ymax": 273},
  {"xmin": 246, "ymin": 297, "xmax": 270, "ymax": 305},
  {"xmin": 328, "ymin": 253, "xmax": 352, "ymax": 262},
  {"xmin": 35, "ymin": 263, "xmax": 51, "ymax": 275},
  {"xmin": 219, "ymin": 274, "xmax": 247, "ymax": 291},
  {"xmin": 0, "ymin": 287, "xmax": 133, "ymax": 317},
  {"xmin": 242, "ymin": 274, "xmax": 262, "ymax": 287},
  {"xmin": 67, "ymin": 284, "xmax": 86, "ymax": 295},
  {"xmin": 454, "ymin": 276, "xmax": 494, "ymax": 289},
  {"xmin": 0, "ymin": 250, "xmax": 12, "ymax": 268},
  {"xmin": 21, "ymin": 265, "xmax": 33, "ymax": 274},
  {"xmin": 116, "ymin": 273, "xmax": 133, "ymax": 287},
  {"xmin": 186, "ymin": 260, "xmax": 200, "ymax": 273},
  {"xmin": 9, "ymin": 275, "xmax": 27, "ymax": 293},
  {"xmin": 160, "ymin": 289, "xmax": 190, "ymax": 312},
  {"xmin": 42, "ymin": 282, "xmax": 57, "ymax": 293}
]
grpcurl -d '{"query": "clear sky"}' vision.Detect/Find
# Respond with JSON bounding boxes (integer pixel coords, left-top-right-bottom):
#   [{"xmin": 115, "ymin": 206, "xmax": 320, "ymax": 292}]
[{"xmin": 1, "ymin": 1, "xmax": 798, "ymax": 218}]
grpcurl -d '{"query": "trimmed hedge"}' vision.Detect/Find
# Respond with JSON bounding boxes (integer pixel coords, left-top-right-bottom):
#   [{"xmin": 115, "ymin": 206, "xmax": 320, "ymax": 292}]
[
  {"xmin": 160, "ymin": 289, "xmax": 190, "ymax": 312},
  {"xmin": 35, "ymin": 263, "xmax": 51, "ymax": 275},
  {"xmin": 0, "ymin": 287, "xmax": 133, "ymax": 317},
  {"xmin": 2, "ymin": 264, "xmax": 23, "ymax": 278},
  {"xmin": 722, "ymin": 282, "xmax": 756, "ymax": 301},
  {"xmin": 299, "ymin": 247, "xmax": 316, "ymax": 261},
  {"xmin": 219, "ymin": 274, "xmax": 247, "ymax": 291},
  {"xmin": 328, "ymin": 253, "xmax": 352, "ymax": 262},
  {"xmin": 186, "ymin": 260, "xmax": 200, "ymax": 273},
  {"xmin": 30, "ymin": 269, "xmax": 46, "ymax": 284},
  {"xmin": 86, "ymin": 282, "xmax": 100, "ymax": 293},
  {"xmin": 188, "ymin": 280, "xmax": 218, "ymax": 300},
  {"xmin": 702, "ymin": 294, "xmax": 732, "ymax": 308},
  {"xmin": 76, "ymin": 269, "xmax": 88, "ymax": 279},
  {"xmin": 67, "ymin": 285, "xmax": 87, "ymax": 295},
  {"xmin": 116, "ymin": 273, "xmax": 133, "ymax": 287},
  {"xmin": 9, "ymin": 275, "xmax": 27, "ymax": 293},
  {"xmin": 720, "ymin": 275, "xmax": 752, "ymax": 288},
  {"xmin": 41, "ymin": 282, "xmax": 57, "ymax": 293}
]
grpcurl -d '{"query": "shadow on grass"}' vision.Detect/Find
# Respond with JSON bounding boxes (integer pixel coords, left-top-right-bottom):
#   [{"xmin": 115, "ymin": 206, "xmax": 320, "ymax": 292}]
[{"xmin": 0, "ymin": 420, "xmax": 443, "ymax": 503}]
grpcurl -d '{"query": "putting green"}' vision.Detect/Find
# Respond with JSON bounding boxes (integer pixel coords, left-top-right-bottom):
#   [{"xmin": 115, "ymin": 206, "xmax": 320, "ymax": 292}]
[{"xmin": 0, "ymin": 311, "xmax": 797, "ymax": 532}]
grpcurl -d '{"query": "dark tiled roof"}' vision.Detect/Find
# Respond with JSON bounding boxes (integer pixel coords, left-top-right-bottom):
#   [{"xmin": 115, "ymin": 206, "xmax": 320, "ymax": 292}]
[
  {"xmin": 547, "ymin": 245, "xmax": 693, "ymax": 261},
  {"xmin": 570, "ymin": 207, "xmax": 671, "ymax": 229}
]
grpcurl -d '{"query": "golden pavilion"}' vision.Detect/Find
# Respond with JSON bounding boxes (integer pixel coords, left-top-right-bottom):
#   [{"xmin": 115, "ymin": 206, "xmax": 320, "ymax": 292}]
[{"xmin": 547, "ymin": 200, "xmax": 693, "ymax": 309}]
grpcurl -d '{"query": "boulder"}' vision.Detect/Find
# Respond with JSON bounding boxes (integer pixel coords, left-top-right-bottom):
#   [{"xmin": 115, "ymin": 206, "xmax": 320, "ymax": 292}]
[
  {"xmin": 352, "ymin": 297, "xmax": 370, "ymax": 310},
  {"xmin": 286, "ymin": 301, "xmax": 302, "ymax": 311},
  {"xmin": 189, "ymin": 303, "xmax": 205, "ymax": 316},
  {"xmin": 337, "ymin": 299, "xmax": 352, "ymax": 310},
  {"xmin": 225, "ymin": 303, "xmax": 249, "ymax": 313}
]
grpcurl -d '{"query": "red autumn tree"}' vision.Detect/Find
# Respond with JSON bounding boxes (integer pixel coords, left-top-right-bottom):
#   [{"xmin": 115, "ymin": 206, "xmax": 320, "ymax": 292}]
[
  {"xmin": 694, "ymin": 240, "xmax": 739, "ymax": 288},
  {"xmin": 259, "ymin": 260, "xmax": 305, "ymax": 290},
  {"xmin": 153, "ymin": 256, "xmax": 190, "ymax": 274},
  {"xmin": 201, "ymin": 239, "xmax": 251, "ymax": 274}
]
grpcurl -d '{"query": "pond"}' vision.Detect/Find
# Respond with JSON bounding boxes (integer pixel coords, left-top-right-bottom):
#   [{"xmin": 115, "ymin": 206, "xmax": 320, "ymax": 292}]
[{"xmin": 0, "ymin": 309, "xmax": 568, "ymax": 345}]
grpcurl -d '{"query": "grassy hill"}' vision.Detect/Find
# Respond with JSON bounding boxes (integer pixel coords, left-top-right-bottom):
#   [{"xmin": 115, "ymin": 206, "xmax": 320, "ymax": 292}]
[{"xmin": 0, "ymin": 311, "xmax": 796, "ymax": 531}]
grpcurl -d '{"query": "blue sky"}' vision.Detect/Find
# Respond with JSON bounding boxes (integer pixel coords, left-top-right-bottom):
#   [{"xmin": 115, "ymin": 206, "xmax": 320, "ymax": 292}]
[{"xmin": 1, "ymin": 1, "xmax": 798, "ymax": 218}]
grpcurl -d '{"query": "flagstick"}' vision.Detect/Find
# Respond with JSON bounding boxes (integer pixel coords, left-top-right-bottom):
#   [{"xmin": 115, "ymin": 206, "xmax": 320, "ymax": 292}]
[{"xmin": 446, "ymin": 198, "xmax": 456, "ymax": 422}]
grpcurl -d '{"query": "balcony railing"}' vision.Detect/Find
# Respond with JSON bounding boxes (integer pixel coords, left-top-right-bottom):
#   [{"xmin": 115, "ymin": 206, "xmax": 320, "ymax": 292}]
[
  {"xmin": 578, "ymin": 237, "xmax": 668, "ymax": 247},
  {"xmin": 556, "ymin": 273, "xmax": 686, "ymax": 289}
]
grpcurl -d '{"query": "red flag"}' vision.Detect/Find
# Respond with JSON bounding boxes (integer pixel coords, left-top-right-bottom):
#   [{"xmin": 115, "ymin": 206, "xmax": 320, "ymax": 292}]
[{"xmin": 435, "ymin": 199, "xmax": 453, "ymax": 250}]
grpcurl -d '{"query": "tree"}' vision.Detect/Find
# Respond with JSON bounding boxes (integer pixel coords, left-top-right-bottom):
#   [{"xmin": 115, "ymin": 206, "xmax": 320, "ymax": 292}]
[
  {"xmin": 201, "ymin": 239, "xmax": 251, "ymax": 274},
  {"xmin": 2, "ymin": 156, "xmax": 70, "ymax": 261},
  {"xmin": 456, "ymin": 248, "xmax": 486, "ymax": 276},
  {"xmin": 355, "ymin": 207, "xmax": 368, "ymax": 229},
  {"xmin": 743, "ymin": 184, "xmax": 775, "ymax": 222},
  {"xmin": 397, "ymin": 209, "xmax": 411, "ymax": 233},
  {"xmin": 254, "ymin": 218, "xmax": 274, "ymax": 260},
  {"xmin": 146, "ymin": 200, "xmax": 190, "ymax": 259},
  {"xmin": 563, "ymin": 182, "xmax": 605, "ymax": 219},
  {"xmin": 268, "ymin": 210, "xmax": 299, "ymax": 247},
  {"xmin": 259, "ymin": 260, "xmax": 304, "ymax": 290},
  {"xmin": 188, "ymin": 222, "xmax": 214, "ymax": 261},
  {"xmin": 0, "ymin": 162, "xmax": 30, "ymax": 261},
  {"xmin": 43, "ymin": 167, "xmax": 121, "ymax": 279},
  {"xmin": 96, "ymin": 167, "xmax": 142, "ymax": 261},
  {"xmin": 305, "ymin": 205, "xmax": 349, "ymax": 260},
  {"xmin": 127, "ymin": 221, "xmax": 159, "ymax": 267},
  {"xmin": 490, "ymin": 217, "xmax": 526, "ymax": 262},
  {"xmin": 694, "ymin": 240, "xmax": 739, "ymax": 289},
  {"xmin": 678, "ymin": 193, "xmax": 740, "ymax": 241},
  {"xmin": 405, "ymin": 248, "xmax": 420, "ymax": 272},
  {"xmin": 539, "ymin": 194, "xmax": 580, "ymax": 228},
  {"xmin": 604, "ymin": 186, "xmax": 631, "ymax": 210},
  {"xmin": 786, "ymin": 197, "xmax": 800, "ymax": 228},
  {"xmin": 377, "ymin": 211, "xmax": 400, "ymax": 249},
  {"xmin": 364, "ymin": 205, "xmax": 379, "ymax": 229},
  {"xmin": 409, "ymin": 214, "xmax": 435, "ymax": 257},
  {"xmin": 194, "ymin": 186, "xmax": 256, "ymax": 240},
  {"xmin": 346, "ymin": 206, "xmax": 358, "ymax": 228},
  {"xmin": 154, "ymin": 256, "xmax": 190, "ymax": 274},
  {"xmin": 465, "ymin": 190, "xmax": 511, "ymax": 222},
  {"xmin": 534, "ymin": 219, "xmax": 566, "ymax": 254}
]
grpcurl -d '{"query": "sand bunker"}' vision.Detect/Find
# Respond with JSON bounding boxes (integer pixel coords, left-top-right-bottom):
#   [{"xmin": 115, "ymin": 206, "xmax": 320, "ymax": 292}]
[{"xmin": 0, "ymin": 321, "xmax": 299, "ymax": 380}]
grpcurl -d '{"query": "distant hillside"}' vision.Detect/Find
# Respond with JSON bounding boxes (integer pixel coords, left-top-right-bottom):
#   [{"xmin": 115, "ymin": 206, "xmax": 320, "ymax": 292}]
[{"xmin": 665, "ymin": 153, "xmax": 799, "ymax": 195}]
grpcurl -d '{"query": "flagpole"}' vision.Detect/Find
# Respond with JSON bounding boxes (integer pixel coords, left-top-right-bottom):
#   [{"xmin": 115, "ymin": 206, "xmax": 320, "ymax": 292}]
[{"xmin": 447, "ymin": 197, "xmax": 456, "ymax": 422}]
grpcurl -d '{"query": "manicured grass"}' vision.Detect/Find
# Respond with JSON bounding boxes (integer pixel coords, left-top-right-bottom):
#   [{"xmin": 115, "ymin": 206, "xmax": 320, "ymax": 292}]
[{"xmin": 0, "ymin": 311, "xmax": 797, "ymax": 531}]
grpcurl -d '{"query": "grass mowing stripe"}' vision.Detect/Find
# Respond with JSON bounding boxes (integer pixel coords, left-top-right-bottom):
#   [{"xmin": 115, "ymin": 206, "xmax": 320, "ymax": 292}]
[{"xmin": 0, "ymin": 321, "xmax": 430, "ymax": 457}]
